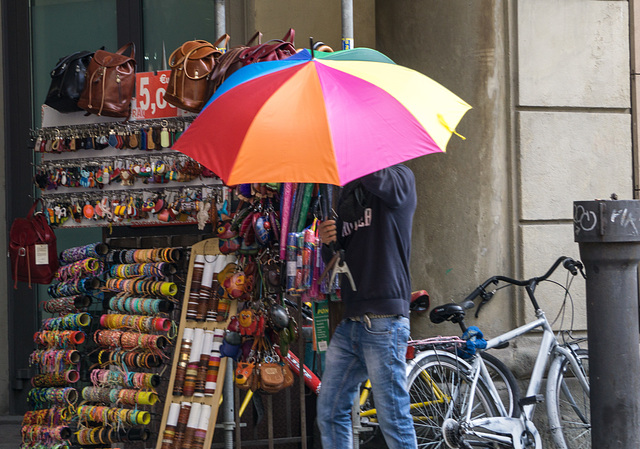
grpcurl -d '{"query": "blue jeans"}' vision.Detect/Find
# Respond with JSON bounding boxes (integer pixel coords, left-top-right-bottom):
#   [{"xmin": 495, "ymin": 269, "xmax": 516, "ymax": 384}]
[{"xmin": 317, "ymin": 316, "xmax": 417, "ymax": 449}]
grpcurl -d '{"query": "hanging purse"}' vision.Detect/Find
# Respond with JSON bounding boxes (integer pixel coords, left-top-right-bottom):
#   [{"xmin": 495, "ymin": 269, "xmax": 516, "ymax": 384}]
[
  {"xmin": 209, "ymin": 29, "xmax": 296, "ymax": 95},
  {"xmin": 164, "ymin": 34, "xmax": 230, "ymax": 113},
  {"xmin": 259, "ymin": 362, "xmax": 286, "ymax": 394},
  {"xmin": 240, "ymin": 28, "xmax": 296, "ymax": 65},
  {"xmin": 77, "ymin": 43, "xmax": 136, "ymax": 117},
  {"xmin": 9, "ymin": 199, "xmax": 59, "ymax": 289},
  {"xmin": 281, "ymin": 363, "xmax": 294, "ymax": 388},
  {"xmin": 44, "ymin": 50, "xmax": 96, "ymax": 113}
]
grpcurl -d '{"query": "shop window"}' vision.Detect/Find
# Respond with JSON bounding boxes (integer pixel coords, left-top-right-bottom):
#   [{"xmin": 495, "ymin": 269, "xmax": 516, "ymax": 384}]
[
  {"xmin": 31, "ymin": 0, "xmax": 118, "ymax": 128},
  {"xmin": 142, "ymin": 0, "xmax": 220, "ymax": 72}
]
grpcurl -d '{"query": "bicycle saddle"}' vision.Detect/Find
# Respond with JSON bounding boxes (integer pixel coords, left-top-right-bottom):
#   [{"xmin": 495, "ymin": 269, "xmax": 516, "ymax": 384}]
[
  {"xmin": 430, "ymin": 303, "xmax": 466, "ymax": 324},
  {"xmin": 409, "ymin": 290, "xmax": 430, "ymax": 313}
]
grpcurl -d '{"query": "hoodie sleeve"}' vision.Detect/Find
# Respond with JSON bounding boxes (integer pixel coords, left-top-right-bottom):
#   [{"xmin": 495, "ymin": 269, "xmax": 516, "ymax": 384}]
[{"xmin": 359, "ymin": 165, "xmax": 415, "ymax": 208}]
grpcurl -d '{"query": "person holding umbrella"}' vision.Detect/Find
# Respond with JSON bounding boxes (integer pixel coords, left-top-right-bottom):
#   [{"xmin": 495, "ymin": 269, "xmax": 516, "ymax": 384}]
[{"xmin": 316, "ymin": 164, "xmax": 418, "ymax": 449}]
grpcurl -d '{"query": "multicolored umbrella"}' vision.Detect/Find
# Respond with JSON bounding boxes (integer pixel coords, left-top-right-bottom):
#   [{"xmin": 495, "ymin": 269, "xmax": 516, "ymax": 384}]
[{"xmin": 172, "ymin": 47, "xmax": 471, "ymax": 186}]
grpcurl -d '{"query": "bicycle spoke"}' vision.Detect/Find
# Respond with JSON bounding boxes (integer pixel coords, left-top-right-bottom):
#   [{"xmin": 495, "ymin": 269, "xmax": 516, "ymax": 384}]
[
  {"xmin": 560, "ymin": 380, "xmax": 589, "ymax": 424},
  {"xmin": 407, "ymin": 353, "xmax": 501, "ymax": 449},
  {"xmin": 547, "ymin": 349, "xmax": 591, "ymax": 449}
]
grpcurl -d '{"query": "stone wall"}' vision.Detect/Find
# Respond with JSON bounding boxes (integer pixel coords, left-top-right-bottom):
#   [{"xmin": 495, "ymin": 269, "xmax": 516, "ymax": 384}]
[{"xmin": 376, "ymin": 0, "xmax": 632, "ymax": 341}]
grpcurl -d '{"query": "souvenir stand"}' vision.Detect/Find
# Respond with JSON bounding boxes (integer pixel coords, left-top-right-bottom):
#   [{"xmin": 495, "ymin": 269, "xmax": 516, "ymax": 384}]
[
  {"xmin": 22, "ymin": 49, "xmax": 338, "ymax": 448},
  {"xmin": 21, "ymin": 93, "xmax": 230, "ymax": 449},
  {"xmin": 22, "ymin": 25, "xmax": 344, "ymax": 449}
]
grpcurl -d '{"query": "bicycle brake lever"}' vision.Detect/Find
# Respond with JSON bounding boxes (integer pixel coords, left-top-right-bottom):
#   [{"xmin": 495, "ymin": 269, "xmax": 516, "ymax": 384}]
[
  {"xmin": 474, "ymin": 291, "xmax": 494, "ymax": 318},
  {"xmin": 474, "ymin": 302, "xmax": 485, "ymax": 318}
]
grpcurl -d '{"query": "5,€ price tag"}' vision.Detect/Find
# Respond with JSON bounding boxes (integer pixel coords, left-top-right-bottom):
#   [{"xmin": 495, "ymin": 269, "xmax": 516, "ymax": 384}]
[{"xmin": 131, "ymin": 71, "xmax": 178, "ymax": 120}]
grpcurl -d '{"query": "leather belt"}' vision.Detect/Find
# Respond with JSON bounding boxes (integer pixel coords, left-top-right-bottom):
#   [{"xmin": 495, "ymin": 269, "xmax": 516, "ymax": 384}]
[{"xmin": 349, "ymin": 313, "xmax": 400, "ymax": 327}]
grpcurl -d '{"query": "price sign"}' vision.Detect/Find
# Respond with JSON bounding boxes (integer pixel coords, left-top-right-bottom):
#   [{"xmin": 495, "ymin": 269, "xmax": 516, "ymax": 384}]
[{"xmin": 131, "ymin": 70, "xmax": 178, "ymax": 120}]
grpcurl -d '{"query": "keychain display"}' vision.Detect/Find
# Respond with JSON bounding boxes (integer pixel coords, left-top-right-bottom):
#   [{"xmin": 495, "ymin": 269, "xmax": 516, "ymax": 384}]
[
  {"xmin": 31, "ymin": 118, "xmax": 192, "ymax": 154},
  {"xmin": 38, "ymin": 186, "xmax": 219, "ymax": 227},
  {"xmin": 35, "ymin": 155, "xmax": 214, "ymax": 192},
  {"xmin": 32, "ymin": 116, "xmax": 227, "ymax": 229}
]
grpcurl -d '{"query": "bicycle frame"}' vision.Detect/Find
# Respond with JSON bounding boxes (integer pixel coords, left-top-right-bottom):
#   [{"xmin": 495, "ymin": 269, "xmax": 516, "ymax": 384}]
[
  {"xmin": 360, "ymin": 368, "xmax": 452, "ymax": 423},
  {"xmin": 482, "ymin": 311, "xmax": 555, "ymax": 420},
  {"xmin": 460, "ymin": 308, "xmax": 589, "ymax": 447}
]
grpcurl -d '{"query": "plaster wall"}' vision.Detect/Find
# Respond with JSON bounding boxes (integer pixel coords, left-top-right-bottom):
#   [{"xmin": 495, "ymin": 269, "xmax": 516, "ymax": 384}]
[
  {"xmin": 376, "ymin": 1, "xmax": 512, "ymax": 337},
  {"xmin": 376, "ymin": 0, "xmax": 632, "ymax": 339},
  {"xmin": 244, "ymin": 0, "xmax": 375, "ymax": 50}
]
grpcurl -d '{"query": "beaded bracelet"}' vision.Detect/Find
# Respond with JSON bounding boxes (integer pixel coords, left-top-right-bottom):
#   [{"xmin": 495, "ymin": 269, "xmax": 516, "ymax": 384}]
[
  {"xmin": 108, "ymin": 295, "xmax": 169, "ymax": 314},
  {"xmin": 27, "ymin": 387, "xmax": 77, "ymax": 408},
  {"xmin": 42, "ymin": 295, "xmax": 91, "ymax": 314},
  {"xmin": 60, "ymin": 242, "xmax": 108, "ymax": 265},
  {"xmin": 100, "ymin": 313, "xmax": 172, "ymax": 332},
  {"xmin": 56, "ymin": 257, "xmax": 104, "ymax": 282},
  {"xmin": 47, "ymin": 278, "xmax": 97, "ymax": 298},
  {"xmin": 33, "ymin": 330, "xmax": 85, "ymax": 348},
  {"xmin": 41, "ymin": 313, "xmax": 91, "ymax": 331}
]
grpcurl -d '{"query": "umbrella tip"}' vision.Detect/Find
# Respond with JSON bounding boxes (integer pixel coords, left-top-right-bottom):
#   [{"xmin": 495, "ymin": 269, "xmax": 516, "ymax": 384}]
[{"xmin": 309, "ymin": 37, "xmax": 314, "ymax": 58}]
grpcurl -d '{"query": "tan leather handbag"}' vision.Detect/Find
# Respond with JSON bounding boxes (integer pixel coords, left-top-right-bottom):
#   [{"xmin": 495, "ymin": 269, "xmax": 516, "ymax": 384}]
[
  {"xmin": 78, "ymin": 43, "xmax": 136, "ymax": 117},
  {"xmin": 164, "ymin": 34, "xmax": 230, "ymax": 113},
  {"xmin": 259, "ymin": 362, "xmax": 286, "ymax": 393}
]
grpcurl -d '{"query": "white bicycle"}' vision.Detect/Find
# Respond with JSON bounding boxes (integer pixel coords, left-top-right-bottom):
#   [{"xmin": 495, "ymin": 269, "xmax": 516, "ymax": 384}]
[{"xmin": 406, "ymin": 256, "xmax": 590, "ymax": 449}]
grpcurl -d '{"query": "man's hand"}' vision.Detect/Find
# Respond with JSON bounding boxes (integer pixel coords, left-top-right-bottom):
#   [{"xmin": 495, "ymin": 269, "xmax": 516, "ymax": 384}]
[{"xmin": 318, "ymin": 220, "xmax": 337, "ymax": 245}]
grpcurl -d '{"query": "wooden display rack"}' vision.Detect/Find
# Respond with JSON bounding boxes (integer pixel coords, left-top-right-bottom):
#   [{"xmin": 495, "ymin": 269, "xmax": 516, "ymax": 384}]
[{"xmin": 156, "ymin": 238, "xmax": 237, "ymax": 449}]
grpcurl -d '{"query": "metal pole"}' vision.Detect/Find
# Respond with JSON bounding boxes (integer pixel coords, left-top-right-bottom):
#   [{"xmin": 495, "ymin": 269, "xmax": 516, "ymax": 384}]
[
  {"xmin": 222, "ymin": 361, "xmax": 235, "ymax": 449},
  {"xmin": 296, "ymin": 295, "xmax": 308, "ymax": 449},
  {"xmin": 215, "ymin": 0, "xmax": 226, "ymax": 40},
  {"xmin": 341, "ymin": 0, "xmax": 354, "ymax": 50},
  {"xmin": 574, "ymin": 199, "xmax": 640, "ymax": 449},
  {"xmin": 352, "ymin": 396, "xmax": 360, "ymax": 449}
]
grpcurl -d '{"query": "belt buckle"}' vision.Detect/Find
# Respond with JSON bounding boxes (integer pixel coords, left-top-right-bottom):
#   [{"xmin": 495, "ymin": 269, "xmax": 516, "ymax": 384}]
[{"xmin": 349, "ymin": 314, "xmax": 372, "ymax": 327}]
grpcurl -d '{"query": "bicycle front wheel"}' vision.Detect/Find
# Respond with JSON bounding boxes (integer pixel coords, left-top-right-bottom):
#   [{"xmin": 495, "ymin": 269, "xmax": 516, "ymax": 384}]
[
  {"xmin": 406, "ymin": 351, "xmax": 500, "ymax": 448},
  {"xmin": 546, "ymin": 348, "xmax": 590, "ymax": 449},
  {"xmin": 481, "ymin": 351, "xmax": 521, "ymax": 417}
]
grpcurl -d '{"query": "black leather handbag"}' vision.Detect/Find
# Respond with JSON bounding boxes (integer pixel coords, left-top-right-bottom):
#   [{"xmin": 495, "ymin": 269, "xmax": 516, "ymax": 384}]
[{"xmin": 44, "ymin": 50, "xmax": 95, "ymax": 113}]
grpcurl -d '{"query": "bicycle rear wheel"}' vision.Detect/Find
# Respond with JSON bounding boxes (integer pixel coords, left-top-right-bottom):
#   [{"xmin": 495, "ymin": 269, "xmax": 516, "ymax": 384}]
[
  {"xmin": 546, "ymin": 348, "xmax": 590, "ymax": 449},
  {"xmin": 406, "ymin": 351, "xmax": 500, "ymax": 448}
]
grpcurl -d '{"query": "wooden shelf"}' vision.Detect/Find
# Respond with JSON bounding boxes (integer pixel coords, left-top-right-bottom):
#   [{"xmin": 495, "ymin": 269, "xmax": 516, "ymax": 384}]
[{"xmin": 156, "ymin": 238, "xmax": 237, "ymax": 449}]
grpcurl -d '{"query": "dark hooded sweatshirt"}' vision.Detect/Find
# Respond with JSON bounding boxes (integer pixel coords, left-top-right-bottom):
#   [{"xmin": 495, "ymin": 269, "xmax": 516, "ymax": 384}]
[{"xmin": 324, "ymin": 164, "xmax": 417, "ymax": 318}]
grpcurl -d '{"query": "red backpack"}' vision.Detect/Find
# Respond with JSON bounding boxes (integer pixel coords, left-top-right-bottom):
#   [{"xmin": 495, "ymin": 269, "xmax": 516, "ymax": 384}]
[{"xmin": 9, "ymin": 199, "xmax": 59, "ymax": 288}]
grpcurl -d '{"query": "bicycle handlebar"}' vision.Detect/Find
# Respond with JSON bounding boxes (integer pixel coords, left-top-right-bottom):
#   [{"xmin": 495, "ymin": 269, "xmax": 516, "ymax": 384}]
[{"xmin": 463, "ymin": 256, "xmax": 585, "ymax": 317}]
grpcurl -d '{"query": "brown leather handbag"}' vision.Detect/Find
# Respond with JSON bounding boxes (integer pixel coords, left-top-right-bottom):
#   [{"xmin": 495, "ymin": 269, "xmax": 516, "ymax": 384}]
[
  {"xmin": 209, "ymin": 29, "xmax": 296, "ymax": 94},
  {"xmin": 281, "ymin": 363, "xmax": 294, "ymax": 388},
  {"xmin": 259, "ymin": 362, "xmax": 286, "ymax": 394},
  {"xmin": 164, "ymin": 34, "xmax": 230, "ymax": 113},
  {"xmin": 78, "ymin": 43, "xmax": 136, "ymax": 117},
  {"xmin": 241, "ymin": 28, "xmax": 296, "ymax": 65}
]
